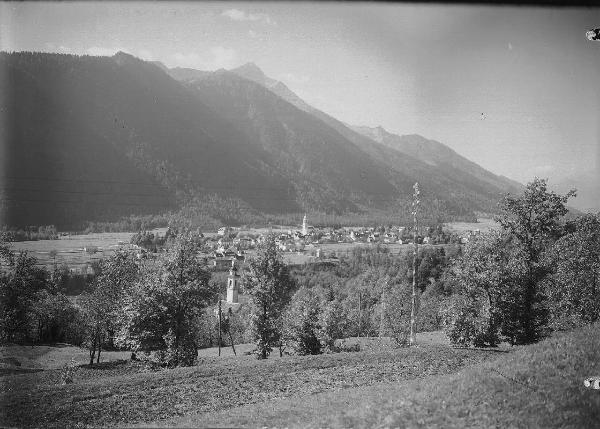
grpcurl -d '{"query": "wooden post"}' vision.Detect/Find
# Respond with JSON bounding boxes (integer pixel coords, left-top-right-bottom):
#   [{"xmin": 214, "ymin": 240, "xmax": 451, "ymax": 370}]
[
  {"xmin": 227, "ymin": 308, "xmax": 236, "ymax": 356},
  {"xmin": 379, "ymin": 279, "xmax": 387, "ymax": 337},
  {"xmin": 228, "ymin": 328, "xmax": 236, "ymax": 356},
  {"xmin": 410, "ymin": 182, "xmax": 420, "ymax": 346},
  {"xmin": 358, "ymin": 292, "xmax": 362, "ymax": 337},
  {"xmin": 218, "ymin": 299, "xmax": 222, "ymax": 356}
]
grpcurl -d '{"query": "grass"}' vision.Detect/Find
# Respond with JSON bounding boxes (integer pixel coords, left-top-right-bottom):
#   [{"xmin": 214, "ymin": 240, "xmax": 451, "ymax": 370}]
[
  {"xmin": 3, "ymin": 326, "xmax": 596, "ymax": 428},
  {"xmin": 7, "ymin": 229, "xmax": 167, "ymax": 269},
  {"xmin": 0, "ymin": 336, "xmax": 499, "ymax": 428},
  {"xmin": 8, "ymin": 232, "xmax": 136, "ymax": 269},
  {"xmin": 444, "ymin": 217, "xmax": 499, "ymax": 234},
  {"xmin": 151, "ymin": 323, "xmax": 600, "ymax": 429},
  {"xmin": 0, "ymin": 344, "xmax": 130, "ymax": 373}
]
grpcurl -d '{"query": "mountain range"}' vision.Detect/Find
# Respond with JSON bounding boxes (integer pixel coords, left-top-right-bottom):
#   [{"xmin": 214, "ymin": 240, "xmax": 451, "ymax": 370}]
[{"xmin": 1, "ymin": 51, "xmax": 522, "ymax": 229}]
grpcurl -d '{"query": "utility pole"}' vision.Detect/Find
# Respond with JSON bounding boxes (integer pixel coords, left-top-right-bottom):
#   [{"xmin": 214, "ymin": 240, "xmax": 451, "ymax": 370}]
[
  {"xmin": 409, "ymin": 182, "xmax": 420, "ymax": 346},
  {"xmin": 218, "ymin": 298, "xmax": 222, "ymax": 356},
  {"xmin": 379, "ymin": 278, "xmax": 388, "ymax": 337},
  {"xmin": 227, "ymin": 308, "xmax": 237, "ymax": 356},
  {"xmin": 358, "ymin": 292, "xmax": 362, "ymax": 337}
]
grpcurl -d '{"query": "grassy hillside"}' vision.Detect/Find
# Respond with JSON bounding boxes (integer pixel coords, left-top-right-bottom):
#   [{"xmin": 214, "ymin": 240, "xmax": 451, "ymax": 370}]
[
  {"xmin": 160, "ymin": 323, "xmax": 600, "ymax": 428},
  {"xmin": 1, "ymin": 324, "xmax": 597, "ymax": 428},
  {"xmin": 1, "ymin": 338, "xmax": 498, "ymax": 428}
]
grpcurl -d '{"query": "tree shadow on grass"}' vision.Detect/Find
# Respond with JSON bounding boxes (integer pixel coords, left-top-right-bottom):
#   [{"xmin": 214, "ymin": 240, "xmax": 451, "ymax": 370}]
[{"xmin": 81, "ymin": 359, "xmax": 130, "ymax": 370}]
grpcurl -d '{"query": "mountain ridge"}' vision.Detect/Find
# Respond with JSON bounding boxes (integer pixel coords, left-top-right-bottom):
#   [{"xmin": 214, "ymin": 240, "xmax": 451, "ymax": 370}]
[{"xmin": 2, "ymin": 52, "xmax": 524, "ymax": 228}]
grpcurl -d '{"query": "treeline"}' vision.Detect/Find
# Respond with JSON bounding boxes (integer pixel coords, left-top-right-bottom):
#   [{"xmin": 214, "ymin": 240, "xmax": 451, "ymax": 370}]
[
  {"xmin": 61, "ymin": 196, "xmax": 478, "ymax": 234},
  {"xmin": 0, "ymin": 233, "xmax": 218, "ymax": 367},
  {"xmin": 1, "ymin": 225, "xmax": 59, "ymax": 242},
  {"xmin": 3, "ymin": 179, "xmax": 593, "ymax": 364},
  {"xmin": 0, "ymin": 247, "xmax": 94, "ymax": 345},
  {"xmin": 442, "ymin": 179, "xmax": 600, "ymax": 346},
  {"xmin": 263, "ymin": 180, "xmax": 599, "ymax": 356}
]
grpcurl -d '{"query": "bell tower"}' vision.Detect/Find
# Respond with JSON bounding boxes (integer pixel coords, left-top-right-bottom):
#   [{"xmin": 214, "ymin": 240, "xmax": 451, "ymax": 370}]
[
  {"xmin": 302, "ymin": 213, "xmax": 308, "ymax": 236},
  {"xmin": 226, "ymin": 260, "xmax": 240, "ymax": 304}
]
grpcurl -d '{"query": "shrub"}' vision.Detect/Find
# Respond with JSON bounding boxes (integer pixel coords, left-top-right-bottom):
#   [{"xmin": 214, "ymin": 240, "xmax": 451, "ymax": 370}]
[
  {"xmin": 318, "ymin": 299, "xmax": 345, "ymax": 351},
  {"xmin": 441, "ymin": 289, "xmax": 499, "ymax": 347},
  {"xmin": 60, "ymin": 358, "xmax": 78, "ymax": 385},
  {"xmin": 283, "ymin": 287, "xmax": 322, "ymax": 355}
]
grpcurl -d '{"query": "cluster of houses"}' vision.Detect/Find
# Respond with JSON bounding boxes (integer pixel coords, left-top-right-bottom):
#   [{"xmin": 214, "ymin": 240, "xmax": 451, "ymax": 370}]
[{"xmin": 203, "ymin": 215, "xmax": 438, "ymax": 270}]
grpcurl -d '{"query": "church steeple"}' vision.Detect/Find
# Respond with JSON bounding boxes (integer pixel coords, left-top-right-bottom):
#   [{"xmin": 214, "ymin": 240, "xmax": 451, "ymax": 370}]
[
  {"xmin": 302, "ymin": 213, "xmax": 308, "ymax": 236},
  {"xmin": 226, "ymin": 259, "xmax": 240, "ymax": 304}
]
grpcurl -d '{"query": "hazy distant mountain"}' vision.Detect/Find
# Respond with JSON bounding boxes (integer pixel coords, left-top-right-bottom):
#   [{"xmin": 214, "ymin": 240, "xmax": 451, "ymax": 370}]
[
  {"xmin": 550, "ymin": 172, "xmax": 600, "ymax": 213},
  {"xmin": 225, "ymin": 63, "xmax": 523, "ymax": 212},
  {"xmin": 352, "ymin": 126, "xmax": 523, "ymax": 193},
  {"xmin": 183, "ymin": 70, "xmax": 397, "ymax": 213},
  {"xmin": 230, "ymin": 63, "xmax": 314, "ymax": 113}
]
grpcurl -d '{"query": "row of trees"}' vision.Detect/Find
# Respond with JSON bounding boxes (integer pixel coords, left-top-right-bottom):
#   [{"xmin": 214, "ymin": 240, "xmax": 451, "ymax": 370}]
[
  {"xmin": 443, "ymin": 179, "xmax": 599, "ymax": 346},
  {"xmin": 241, "ymin": 236, "xmax": 456, "ymax": 358},
  {"xmin": 0, "ymin": 244, "xmax": 86, "ymax": 344},
  {"xmin": 1, "ymin": 225, "xmax": 58, "ymax": 242}
]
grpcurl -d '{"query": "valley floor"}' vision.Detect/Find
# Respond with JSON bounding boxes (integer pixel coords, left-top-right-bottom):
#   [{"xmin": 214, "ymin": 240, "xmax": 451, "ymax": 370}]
[{"xmin": 1, "ymin": 326, "xmax": 598, "ymax": 428}]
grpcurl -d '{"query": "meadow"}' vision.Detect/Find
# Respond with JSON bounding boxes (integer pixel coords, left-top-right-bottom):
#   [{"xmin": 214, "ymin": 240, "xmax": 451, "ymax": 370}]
[
  {"xmin": 0, "ymin": 333, "xmax": 500, "ymax": 428},
  {"xmin": 7, "ymin": 229, "xmax": 168, "ymax": 269},
  {"xmin": 444, "ymin": 217, "xmax": 499, "ymax": 234},
  {"xmin": 1, "ymin": 325, "xmax": 598, "ymax": 428}
]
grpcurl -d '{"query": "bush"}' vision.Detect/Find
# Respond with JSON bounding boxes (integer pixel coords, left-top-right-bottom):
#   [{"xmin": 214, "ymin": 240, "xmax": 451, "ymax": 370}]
[
  {"xmin": 382, "ymin": 283, "xmax": 413, "ymax": 345},
  {"xmin": 283, "ymin": 287, "xmax": 322, "ymax": 355},
  {"xmin": 159, "ymin": 329, "xmax": 198, "ymax": 367},
  {"xmin": 60, "ymin": 358, "xmax": 78, "ymax": 385},
  {"xmin": 416, "ymin": 284, "xmax": 447, "ymax": 332},
  {"xmin": 318, "ymin": 299, "xmax": 345, "ymax": 351},
  {"xmin": 441, "ymin": 290, "xmax": 499, "ymax": 347}
]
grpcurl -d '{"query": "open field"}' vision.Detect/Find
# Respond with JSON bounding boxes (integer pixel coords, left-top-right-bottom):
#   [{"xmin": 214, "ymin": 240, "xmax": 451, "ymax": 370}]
[
  {"xmin": 2, "ymin": 326, "xmax": 597, "ymax": 428},
  {"xmin": 7, "ymin": 229, "xmax": 167, "ymax": 269},
  {"xmin": 283, "ymin": 242, "xmax": 447, "ymax": 265},
  {"xmin": 8, "ymin": 229, "xmax": 444, "ymax": 269},
  {"xmin": 157, "ymin": 323, "xmax": 600, "ymax": 429},
  {"xmin": 1, "ymin": 332, "xmax": 501, "ymax": 428},
  {"xmin": 444, "ymin": 217, "xmax": 500, "ymax": 234}
]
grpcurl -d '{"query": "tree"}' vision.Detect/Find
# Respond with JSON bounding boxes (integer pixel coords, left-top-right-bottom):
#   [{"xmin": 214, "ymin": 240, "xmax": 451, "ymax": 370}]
[
  {"xmin": 81, "ymin": 249, "xmax": 139, "ymax": 365},
  {"xmin": 245, "ymin": 235, "xmax": 294, "ymax": 359},
  {"xmin": 545, "ymin": 213, "xmax": 600, "ymax": 328},
  {"xmin": 442, "ymin": 232, "xmax": 512, "ymax": 346},
  {"xmin": 0, "ymin": 247, "xmax": 48, "ymax": 343},
  {"xmin": 117, "ymin": 235, "xmax": 214, "ymax": 366},
  {"xmin": 283, "ymin": 287, "xmax": 322, "ymax": 355},
  {"xmin": 409, "ymin": 182, "xmax": 420, "ymax": 345},
  {"xmin": 384, "ymin": 281, "xmax": 413, "ymax": 345},
  {"xmin": 495, "ymin": 178, "xmax": 575, "ymax": 343},
  {"xmin": 318, "ymin": 298, "xmax": 345, "ymax": 351},
  {"xmin": 29, "ymin": 289, "xmax": 78, "ymax": 343}
]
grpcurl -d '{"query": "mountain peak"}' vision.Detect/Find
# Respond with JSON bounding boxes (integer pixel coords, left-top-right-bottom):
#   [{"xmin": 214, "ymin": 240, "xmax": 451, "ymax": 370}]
[
  {"xmin": 236, "ymin": 62, "xmax": 263, "ymax": 73},
  {"xmin": 231, "ymin": 62, "xmax": 267, "ymax": 84},
  {"xmin": 112, "ymin": 51, "xmax": 139, "ymax": 66}
]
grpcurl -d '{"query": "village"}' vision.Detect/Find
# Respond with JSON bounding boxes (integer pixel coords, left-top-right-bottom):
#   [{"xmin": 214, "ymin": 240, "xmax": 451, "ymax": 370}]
[{"xmin": 131, "ymin": 215, "xmax": 481, "ymax": 272}]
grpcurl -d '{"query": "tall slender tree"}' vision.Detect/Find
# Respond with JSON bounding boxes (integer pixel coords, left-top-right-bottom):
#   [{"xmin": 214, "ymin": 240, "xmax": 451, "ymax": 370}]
[
  {"xmin": 409, "ymin": 182, "xmax": 420, "ymax": 345},
  {"xmin": 245, "ymin": 235, "xmax": 294, "ymax": 359}
]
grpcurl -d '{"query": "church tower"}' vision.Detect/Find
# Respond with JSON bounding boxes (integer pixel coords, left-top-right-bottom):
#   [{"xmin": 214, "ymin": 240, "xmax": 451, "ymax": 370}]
[
  {"xmin": 302, "ymin": 213, "xmax": 308, "ymax": 236},
  {"xmin": 226, "ymin": 260, "xmax": 240, "ymax": 304}
]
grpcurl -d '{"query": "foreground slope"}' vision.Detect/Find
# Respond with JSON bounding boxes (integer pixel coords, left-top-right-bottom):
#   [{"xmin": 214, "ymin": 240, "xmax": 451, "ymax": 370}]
[
  {"xmin": 163, "ymin": 323, "xmax": 600, "ymax": 428},
  {"xmin": 0, "ymin": 337, "xmax": 498, "ymax": 428}
]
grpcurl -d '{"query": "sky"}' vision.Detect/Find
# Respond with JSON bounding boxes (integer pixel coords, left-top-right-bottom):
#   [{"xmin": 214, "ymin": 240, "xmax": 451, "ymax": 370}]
[{"xmin": 2, "ymin": 2, "xmax": 599, "ymax": 210}]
